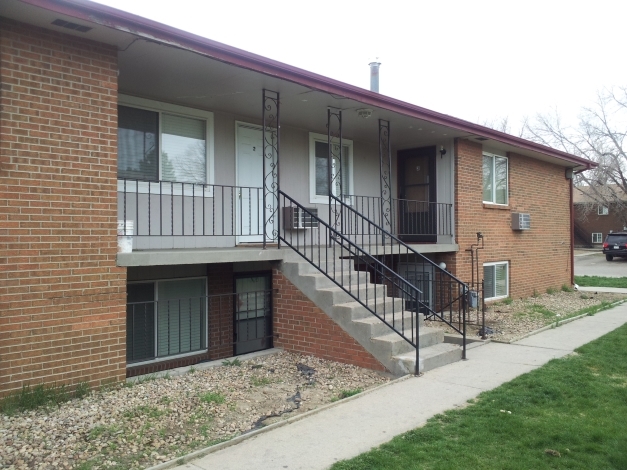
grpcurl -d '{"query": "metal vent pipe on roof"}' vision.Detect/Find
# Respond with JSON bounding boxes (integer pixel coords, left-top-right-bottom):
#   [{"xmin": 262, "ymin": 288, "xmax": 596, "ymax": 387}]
[{"xmin": 369, "ymin": 60, "xmax": 381, "ymax": 93}]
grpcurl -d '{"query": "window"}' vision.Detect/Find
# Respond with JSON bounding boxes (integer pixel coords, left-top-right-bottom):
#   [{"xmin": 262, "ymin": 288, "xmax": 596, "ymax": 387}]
[
  {"xmin": 483, "ymin": 262, "xmax": 508, "ymax": 300},
  {"xmin": 483, "ymin": 152, "xmax": 508, "ymax": 205},
  {"xmin": 117, "ymin": 95, "xmax": 214, "ymax": 189},
  {"xmin": 126, "ymin": 277, "xmax": 207, "ymax": 364},
  {"xmin": 598, "ymin": 205, "xmax": 609, "ymax": 215},
  {"xmin": 309, "ymin": 133, "xmax": 353, "ymax": 204},
  {"xmin": 592, "ymin": 233, "xmax": 603, "ymax": 244}
]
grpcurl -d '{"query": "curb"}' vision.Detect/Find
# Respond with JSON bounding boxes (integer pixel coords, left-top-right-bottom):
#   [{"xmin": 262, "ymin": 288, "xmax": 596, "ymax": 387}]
[
  {"xmin": 144, "ymin": 373, "xmax": 413, "ymax": 470},
  {"xmin": 492, "ymin": 298, "xmax": 627, "ymax": 344}
]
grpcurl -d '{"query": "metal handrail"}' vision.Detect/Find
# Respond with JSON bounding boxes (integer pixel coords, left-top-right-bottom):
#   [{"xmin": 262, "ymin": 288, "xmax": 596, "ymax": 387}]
[
  {"xmin": 348, "ymin": 194, "xmax": 453, "ymax": 237},
  {"xmin": 330, "ymin": 194, "xmax": 467, "ymax": 357},
  {"xmin": 280, "ymin": 190, "xmax": 438, "ymax": 375}
]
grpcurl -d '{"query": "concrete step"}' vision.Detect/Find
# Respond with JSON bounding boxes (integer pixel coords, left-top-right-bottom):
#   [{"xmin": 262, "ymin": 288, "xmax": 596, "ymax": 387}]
[
  {"xmin": 352, "ymin": 311, "xmax": 424, "ymax": 338},
  {"xmin": 316, "ymin": 283, "xmax": 387, "ymax": 307},
  {"xmin": 395, "ymin": 342, "xmax": 463, "ymax": 375},
  {"xmin": 332, "ymin": 297, "xmax": 405, "ymax": 321},
  {"xmin": 371, "ymin": 326, "xmax": 443, "ymax": 356},
  {"xmin": 299, "ymin": 271, "xmax": 371, "ymax": 289},
  {"xmin": 278, "ymin": 257, "xmax": 464, "ymax": 377}
]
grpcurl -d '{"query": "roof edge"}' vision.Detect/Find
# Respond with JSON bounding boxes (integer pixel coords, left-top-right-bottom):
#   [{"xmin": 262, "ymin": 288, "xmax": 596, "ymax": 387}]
[{"xmin": 17, "ymin": 0, "xmax": 596, "ymax": 169}]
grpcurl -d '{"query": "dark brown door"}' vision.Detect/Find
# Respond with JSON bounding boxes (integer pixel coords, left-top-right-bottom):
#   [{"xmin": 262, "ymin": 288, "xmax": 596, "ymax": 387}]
[{"xmin": 397, "ymin": 146, "xmax": 437, "ymax": 243}]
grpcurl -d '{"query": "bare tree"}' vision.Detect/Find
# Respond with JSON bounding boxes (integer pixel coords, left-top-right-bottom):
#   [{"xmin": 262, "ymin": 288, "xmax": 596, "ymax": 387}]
[
  {"xmin": 480, "ymin": 116, "xmax": 525, "ymax": 137},
  {"xmin": 523, "ymin": 87, "xmax": 627, "ymax": 226}
]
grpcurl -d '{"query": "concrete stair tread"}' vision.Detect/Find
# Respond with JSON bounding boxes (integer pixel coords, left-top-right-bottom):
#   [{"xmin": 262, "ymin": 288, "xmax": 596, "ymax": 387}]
[
  {"xmin": 353, "ymin": 311, "xmax": 418, "ymax": 326},
  {"xmin": 395, "ymin": 342, "xmax": 461, "ymax": 360},
  {"xmin": 279, "ymin": 256, "xmax": 465, "ymax": 376},
  {"xmin": 374, "ymin": 325, "xmax": 444, "ymax": 343}
]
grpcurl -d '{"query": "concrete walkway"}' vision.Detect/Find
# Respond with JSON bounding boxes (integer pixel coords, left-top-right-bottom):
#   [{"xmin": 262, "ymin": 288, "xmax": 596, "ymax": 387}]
[{"xmin": 168, "ymin": 303, "xmax": 627, "ymax": 470}]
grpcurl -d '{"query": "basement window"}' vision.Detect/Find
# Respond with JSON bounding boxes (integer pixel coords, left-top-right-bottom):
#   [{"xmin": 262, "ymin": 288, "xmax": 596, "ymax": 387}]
[
  {"xmin": 126, "ymin": 277, "xmax": 208, "ymax": 364},
  {"xmin": 483, "ymin": 262, "xmax": 508, "ymax": 300}
]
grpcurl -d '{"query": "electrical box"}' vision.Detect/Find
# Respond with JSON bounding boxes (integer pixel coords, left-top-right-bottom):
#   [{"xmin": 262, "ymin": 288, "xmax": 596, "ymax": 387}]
[
  {"xmin": 511, "ymin": 212, "xmax": 531, "ymax": 230},
  {"xmin": 283, "ymin": 207, "xmax": 319, "ymax": 230}
]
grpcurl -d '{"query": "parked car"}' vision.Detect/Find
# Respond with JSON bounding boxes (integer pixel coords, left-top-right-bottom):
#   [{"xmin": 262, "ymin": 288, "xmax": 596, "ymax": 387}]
[{"xmin": 603, "ymin": 232, "xmax": 627, "ymax": 261}]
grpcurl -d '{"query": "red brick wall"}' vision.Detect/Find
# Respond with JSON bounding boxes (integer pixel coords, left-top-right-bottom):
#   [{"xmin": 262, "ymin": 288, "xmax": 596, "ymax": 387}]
[
  {"xmin": 453, "ymin": 139, "xmax": 572, "ymax": 299},
  {"xmin": 273, "ymin": 269, "xmax": 386, "ymax": 372},
  {"xmin": 0, "ymin": 19, "xmax": 125, "ymax": 394}
]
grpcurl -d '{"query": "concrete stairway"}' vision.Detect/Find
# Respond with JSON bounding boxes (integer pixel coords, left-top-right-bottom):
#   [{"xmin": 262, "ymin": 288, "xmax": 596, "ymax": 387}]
[{"xmin": 280, "ymin": 256, "xmax": 462, "ymax": 375}]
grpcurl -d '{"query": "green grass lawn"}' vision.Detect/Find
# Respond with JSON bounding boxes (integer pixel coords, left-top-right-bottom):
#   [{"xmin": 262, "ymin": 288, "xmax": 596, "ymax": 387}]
[
  {"xmin": 332, "ymin": 324, "xmax": 627, "ymax": 470},
  {"xmin": 575, "ymin": 275, "xmax": 627, "ymax": 288}
]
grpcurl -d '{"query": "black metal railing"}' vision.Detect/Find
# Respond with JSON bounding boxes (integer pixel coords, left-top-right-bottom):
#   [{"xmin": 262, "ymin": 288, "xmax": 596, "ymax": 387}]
[
  {"xmin": 280, "ymin": 191, "xmax": 467, "ymax": 374},
  {"xmin": 126, "ymin": 290, "xmax": 273, "ymax": 364},
  {"xmin": 349, "ymin": 195, "xmax": 453, "ymax": 239},
  {"xmin": 330, "ymin": 194, "xmax": 467, "ymax": 355},
  {"xmin": 118, "ymin": 180, "xmax": 451, "ymax": 246},
  {"xmin": 118, "ymin": 179, "xmax": 273, "ymax": 239}
]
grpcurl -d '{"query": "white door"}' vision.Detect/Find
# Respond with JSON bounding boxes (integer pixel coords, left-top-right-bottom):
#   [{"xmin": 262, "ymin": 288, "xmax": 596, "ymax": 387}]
[{"xmin": 236, "ymin": 123, "xmax": 276, "ymax": 243}]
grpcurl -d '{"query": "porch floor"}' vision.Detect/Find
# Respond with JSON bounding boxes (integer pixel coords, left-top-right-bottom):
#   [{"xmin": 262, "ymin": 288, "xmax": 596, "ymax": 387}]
[{"xmin": 116, "ymin": 243, "xmax": 460, "ymax": 267}]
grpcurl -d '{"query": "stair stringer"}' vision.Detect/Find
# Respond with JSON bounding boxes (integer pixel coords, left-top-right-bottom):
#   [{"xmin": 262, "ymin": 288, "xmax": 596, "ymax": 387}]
[{"xmin": 279, "ymin": 259, "xmax": 461, "ymax": 376}]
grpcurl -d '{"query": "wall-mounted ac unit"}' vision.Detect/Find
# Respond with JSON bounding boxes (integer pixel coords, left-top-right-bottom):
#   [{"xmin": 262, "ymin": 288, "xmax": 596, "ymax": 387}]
[
  {"xmin": 512, "ymin": 212, "xmax": 531, "ymax": 230},
  {"xmin": 283, "ymin": 207, "xmax": 319, "ymax": 230}
]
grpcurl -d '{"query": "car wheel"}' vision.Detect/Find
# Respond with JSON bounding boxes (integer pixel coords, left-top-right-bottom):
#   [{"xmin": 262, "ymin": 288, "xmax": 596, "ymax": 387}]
[{"xmin": 606, "ymin": 254, "xmax": 614, "ymax": 261}]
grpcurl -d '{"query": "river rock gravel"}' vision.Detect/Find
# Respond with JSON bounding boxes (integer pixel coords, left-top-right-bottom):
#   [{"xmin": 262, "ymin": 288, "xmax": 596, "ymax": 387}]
[
  {"xmin": 428, "ymin": 290, "xmax": 626, "ymax": 342},
  {"xmin": 0, "ymin": 352, "xmax": 388, "ymax": 470}
]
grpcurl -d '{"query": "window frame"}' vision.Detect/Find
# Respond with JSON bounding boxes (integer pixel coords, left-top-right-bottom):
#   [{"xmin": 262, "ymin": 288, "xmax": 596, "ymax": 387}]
[
  {"xmin": 126, "ymin": 276, "xmax": 209, "ymax": 366},
  {"xmin": 482, "ymin": 152, "xmax": 508, "ymax": 205},
  {"xmin": 483, "ymin": 261, "xmax": 509, "ymax": 301},
  {"xmin": 117, "ymin": 94, "xmax": 215, "ymax": 196},
  {"xmin": 591, "ymin": 232, "xmax": 603, "ymax": 244},
  {"xmin": 598, "ymin": 205, "xmax": 609, "ymax": 215},
  {"xmin": 308, "ymin": 132, "xmax": 354, "ymax": 204}
]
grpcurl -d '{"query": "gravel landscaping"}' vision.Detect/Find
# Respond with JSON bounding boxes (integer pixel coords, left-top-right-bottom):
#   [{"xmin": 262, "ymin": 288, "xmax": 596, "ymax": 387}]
[
  {"xmin": 429, "ymin": 290, "xmax": 627, "ymax": 342},
  {"xmin": 0, "ymin": 352, "xmax": 389, "ymax": 470},
  {"xmin": 2, "ymin": 290, "xmax": 625, "ymax": 470}
]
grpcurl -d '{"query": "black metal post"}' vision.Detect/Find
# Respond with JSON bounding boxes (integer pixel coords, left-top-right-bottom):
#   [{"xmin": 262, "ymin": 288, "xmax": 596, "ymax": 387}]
[
  {"xmin": 327, "ymin": 108, "xmax": 343, "ymax": 241},
  {"xmin": 379, "ymin": 119, "xmax": 392, "ymax": 243},
  {"xmin": 262, "ymin": 89, "xmax": 280, "ymax": 249}
]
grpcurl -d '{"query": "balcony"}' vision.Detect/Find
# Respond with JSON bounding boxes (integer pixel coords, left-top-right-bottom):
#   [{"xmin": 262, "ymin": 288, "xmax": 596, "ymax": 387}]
[{"xmin": 117, "ymin": 179, "xmax": 455, "ymax": 263}]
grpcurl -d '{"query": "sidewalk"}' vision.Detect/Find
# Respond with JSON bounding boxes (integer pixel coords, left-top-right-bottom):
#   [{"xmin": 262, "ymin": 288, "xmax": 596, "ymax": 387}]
[{"xmin": 165, "ymin": 302, "xmax": 627, "ymax": 470}]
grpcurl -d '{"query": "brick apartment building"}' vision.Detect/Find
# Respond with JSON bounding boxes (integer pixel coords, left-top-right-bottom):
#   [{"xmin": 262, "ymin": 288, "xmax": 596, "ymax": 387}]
[
  {"xmin": 0, "ymin": 0, "xmax": 594, "ymax": 394},
  {"xmin": 573, "ymin": 184, "xmax": 627, "ymax": 247}
]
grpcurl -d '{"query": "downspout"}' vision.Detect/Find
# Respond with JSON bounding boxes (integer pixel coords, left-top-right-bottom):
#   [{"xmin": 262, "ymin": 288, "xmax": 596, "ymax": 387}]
[{"xmin": 570, "ymin": 177, "xmax": 574, "ymax": 285}]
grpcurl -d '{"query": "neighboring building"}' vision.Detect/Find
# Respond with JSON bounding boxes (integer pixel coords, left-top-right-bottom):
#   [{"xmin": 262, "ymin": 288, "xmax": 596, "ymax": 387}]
[
  {"xmin": 0, "ymin": 0, "xmax": 594, "ymax": 395},
  {"xmin": 573, "ymin": 185, "xmax": 627, "ymax": 247}
]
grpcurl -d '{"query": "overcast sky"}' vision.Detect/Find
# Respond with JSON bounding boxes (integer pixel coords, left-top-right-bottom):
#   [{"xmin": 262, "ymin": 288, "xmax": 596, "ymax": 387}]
[{"xmin": 95, "ymin": 0, "xmax": 626, "ymax": 131}]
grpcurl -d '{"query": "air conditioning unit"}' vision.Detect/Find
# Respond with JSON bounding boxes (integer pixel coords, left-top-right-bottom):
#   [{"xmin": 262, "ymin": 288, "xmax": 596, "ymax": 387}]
[
  {"xmin": 283, "ymin": 207, "xmax": 319, "ymax": 230},
  {"xmin": 511, "ymin": 212, "xmax": 531, "ymax": 230}
]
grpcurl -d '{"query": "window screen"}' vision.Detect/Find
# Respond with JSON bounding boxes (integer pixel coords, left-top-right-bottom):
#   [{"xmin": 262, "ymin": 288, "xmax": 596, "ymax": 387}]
[
  {"xmin": 157, "ymin": 278, "xmax": 206, "ymax": 357},
  {"xmin": 161, "ymin": 113, "xmax": 206, "ymax": 184},
  {"xmin": 315, "ymin": 141, "xmax": 350, "ymax": 196},
  {"xmin": 126, "ymin": 283, "xmax": 155, "ymax": 363},
  {"xmin": 118, "ymin": 106, "xmax": 159, "ymax": 181},
  {"xmin": 483, "ymin": 154, "xmax": 508, "ymax": 204},
  {"xmin": 484, "ymin": 263, "xmax": 508, "ymax": 299}
]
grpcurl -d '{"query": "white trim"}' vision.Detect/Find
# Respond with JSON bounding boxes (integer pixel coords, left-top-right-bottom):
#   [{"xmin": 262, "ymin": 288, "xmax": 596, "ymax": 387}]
[
  {"xmin": 482, "ymin": 152, "xmax": 508, "ymax": 205},
  {"xmin": 598, "ymin": 205, "xmax": 609, "ymax": 215},
  {"xmin": 483, "ymin": 261, "xmax": 509, "ymax": 301},
  {"xmin": 308, "ymin": 132, "xmax": 354, "ymax": 204},
  {"xmin": 117, "ymin": 94, "xmax": 215, "ymax": 196},
  {"xmin": 592, "ymin": 232, "xmax": 603, "ymax": 243},
  {"xmin": 127, "ymin": 276, "xmax": 209, "ymax": 366}
]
